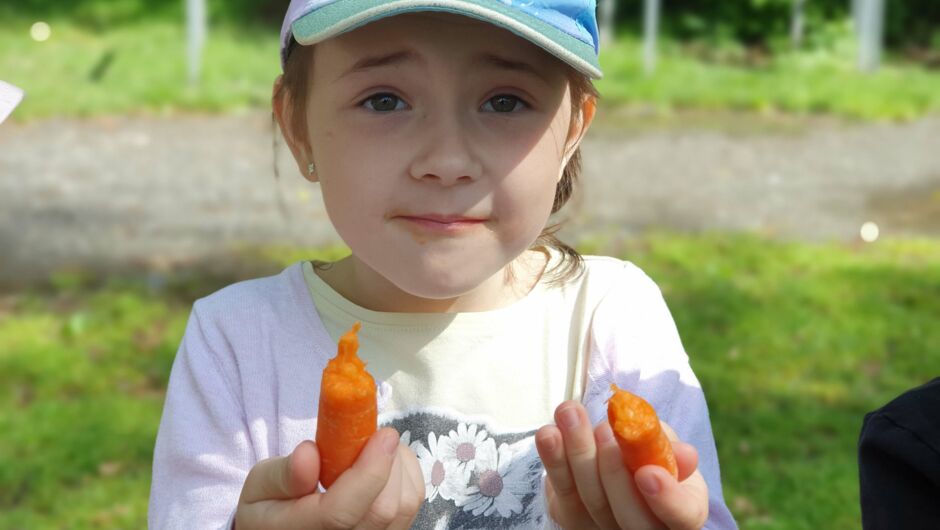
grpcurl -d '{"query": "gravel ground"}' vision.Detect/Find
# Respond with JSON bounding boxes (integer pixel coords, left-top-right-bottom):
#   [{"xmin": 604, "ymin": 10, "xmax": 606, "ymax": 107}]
[{"xmin": 2, "ymin": 109, "xmax": 938, "ymax": 284}]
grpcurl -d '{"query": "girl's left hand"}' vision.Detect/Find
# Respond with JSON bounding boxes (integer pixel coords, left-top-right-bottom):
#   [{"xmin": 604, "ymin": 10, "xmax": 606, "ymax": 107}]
[{"xmin": 535, "ymin": 401, "xmax": 709, "ymax": 530}]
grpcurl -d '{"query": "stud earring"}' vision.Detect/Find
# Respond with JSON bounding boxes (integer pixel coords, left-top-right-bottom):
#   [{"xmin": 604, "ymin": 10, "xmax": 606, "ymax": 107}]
[{"xmin": 307, "ymin": 162, "xmax": 316, "ymax": 175}]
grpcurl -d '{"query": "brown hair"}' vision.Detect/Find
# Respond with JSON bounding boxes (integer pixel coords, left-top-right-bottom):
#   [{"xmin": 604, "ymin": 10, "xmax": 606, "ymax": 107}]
[{"xmin": 274, "ymin": 42, "xmax": 599, "ymax": 285}]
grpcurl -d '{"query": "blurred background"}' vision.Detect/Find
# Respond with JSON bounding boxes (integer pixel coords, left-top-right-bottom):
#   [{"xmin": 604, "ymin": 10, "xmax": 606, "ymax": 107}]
[{"xmin": 1, "ymin": 0, "xmax": 938, "ymax": 528}]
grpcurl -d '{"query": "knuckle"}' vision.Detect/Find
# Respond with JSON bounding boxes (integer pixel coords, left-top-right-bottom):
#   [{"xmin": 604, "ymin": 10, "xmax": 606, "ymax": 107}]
[
  {"xmin": 321, "ymin": 509, "xmax": 357, "ymax": 530},
  {"xmin": 692, "ymin": 503, "xmax": 710, "ymax": 529},
  {"xmin": 551, "ymin": 479, "xmax": 579, "ymax": 499},
  {"xmin": 360, "ymin": 466, "xmax": 391, "ymax": 488},
  {"xmin": 364, "ymin": 500, "xmax": 398, "ymax": 528},
  {"xmin": 565, "ymin": 443, "xmax": 596, "ymax": 461},
  {"xmin": 582, "ymin": 494, "xmax": 611, "ymax": 517},
  {"xmin": 401, "ymin": 490, "xmax": 424, "ymax": 515},
  {"xmin": 547, "ymin": 501, "xmax": 566, "ymax": 526}
]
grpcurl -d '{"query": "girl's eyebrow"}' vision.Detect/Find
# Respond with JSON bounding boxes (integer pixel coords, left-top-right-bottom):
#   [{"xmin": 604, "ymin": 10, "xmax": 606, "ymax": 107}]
[
  {"xmin": 334, "ymin": 49, "xmax": 548, "ymax": 85},
  {"xmin": 335, "ymin": 50, "xmax": 423, "ymax": 82},
  {"xmin": 475, "ymin": 52, "xmax": 550, "ymax": 85}
]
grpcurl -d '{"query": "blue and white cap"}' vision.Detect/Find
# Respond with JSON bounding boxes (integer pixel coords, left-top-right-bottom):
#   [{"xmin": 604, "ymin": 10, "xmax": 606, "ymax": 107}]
[{"xmin": 280, "ymin": 0, "xmax": 602, "ymax": 79}]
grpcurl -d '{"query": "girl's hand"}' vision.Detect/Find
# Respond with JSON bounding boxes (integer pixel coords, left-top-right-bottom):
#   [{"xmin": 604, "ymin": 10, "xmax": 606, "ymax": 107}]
[
  {"xmin": 535, "ymin": 401, "xmax": 709, "ymax": 530},
  {"xmin": 234, "ymin": 427, "xmax": 425, "ymax": 529}
]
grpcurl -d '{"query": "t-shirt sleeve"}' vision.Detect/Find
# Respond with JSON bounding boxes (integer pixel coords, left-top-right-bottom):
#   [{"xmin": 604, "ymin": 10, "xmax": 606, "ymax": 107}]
[
  {"xmin": 148, "ymin": 300, "xmax": 253, "ymax": 530},
  {"xmin": 581, "ymin": 262, "xmax": 738, "ymax": 530}
]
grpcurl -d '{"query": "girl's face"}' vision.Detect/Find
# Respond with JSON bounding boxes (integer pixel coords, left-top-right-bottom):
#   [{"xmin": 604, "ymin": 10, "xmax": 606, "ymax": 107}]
[{"xmin": 282, "ymin": 12, "xmax": 594, "ymax": 311}]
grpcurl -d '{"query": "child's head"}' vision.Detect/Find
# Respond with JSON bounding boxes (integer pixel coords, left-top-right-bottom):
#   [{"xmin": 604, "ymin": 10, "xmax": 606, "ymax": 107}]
[{"xmin": 274, "ymin": 1, "xmax": 601, "ymax": 302}]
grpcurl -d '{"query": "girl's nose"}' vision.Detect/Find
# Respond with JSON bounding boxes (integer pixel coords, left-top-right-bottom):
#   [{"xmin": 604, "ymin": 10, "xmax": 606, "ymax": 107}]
[{"xmin": 407, "ymin": 111, "xmax": 483, "ymax": 186}]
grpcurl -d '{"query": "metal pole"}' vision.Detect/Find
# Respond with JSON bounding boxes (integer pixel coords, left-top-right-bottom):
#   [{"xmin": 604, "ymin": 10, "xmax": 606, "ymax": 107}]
[
  {"xmin": 186, "ymin": 0, "xmax": 207, "ymax": 86},
  {"xmin": 643, "ymin": 0, "xmax": 660, "ymax": 75},
  {"xmin": 599, "ymin": 0, "xmax": 617, "ymax": 45},
  {"xmin": 791, "ymin": 0, "xmax": 806, "ymax": 48},
  {"xmin": 851, "ymin": 0, "xmax": 861, "ymax": 33},
  {"xmin": 856, "ymin": 0, "xmax": 884, "ymax": 73}
]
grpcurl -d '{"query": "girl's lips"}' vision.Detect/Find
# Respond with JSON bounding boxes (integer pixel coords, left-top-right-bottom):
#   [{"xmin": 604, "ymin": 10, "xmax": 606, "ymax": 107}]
[{"xmin": 395, "ymin": 215, "xmax": 488, "ymax": 234}]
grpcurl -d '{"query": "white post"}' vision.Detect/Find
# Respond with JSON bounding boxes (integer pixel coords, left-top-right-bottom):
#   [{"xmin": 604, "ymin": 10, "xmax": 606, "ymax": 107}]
[
  {"xmin": 186, "ymin": 0, "xmax": 207, "ymax": 86},
  {"xmin": 851, "ymin": 0, "xmax": 862, "ymax": 34},
  {"xmin": 791, "ymin": 0, "xmax": 806, "ymax": 48},
  {"xmin": 643, "ymin": 0, "xmax": 660, "ymax": 75},
  {"xmin": 855, "ymin": 0, "xmax": 885, "ymax": 73},
  {"xmin": 599, "ymin": 0, "xmax": 617, "ymax": 45}
]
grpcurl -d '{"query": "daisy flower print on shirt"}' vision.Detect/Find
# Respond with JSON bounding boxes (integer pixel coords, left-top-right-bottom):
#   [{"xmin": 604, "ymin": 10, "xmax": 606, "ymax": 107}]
[
  {"xmin": 380, "ymin": 410, "xmax": 551, "ymax": 529},
  {"xmin": 438, "ymin": 422, "xmax": 497, "ymax": 475},
  {"xmin": 412, "ymin": 431, "xmax": 473, "ymax": 503},
  {"xmin": 457, "ymin": 441, "xmax": 534, "ymax": 518}
]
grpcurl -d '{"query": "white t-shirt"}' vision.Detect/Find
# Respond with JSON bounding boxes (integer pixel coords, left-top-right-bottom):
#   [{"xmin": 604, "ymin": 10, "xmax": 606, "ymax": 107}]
[{"xmin": 149, "ymin": 250, "xmax": 738, "ymax": 529}]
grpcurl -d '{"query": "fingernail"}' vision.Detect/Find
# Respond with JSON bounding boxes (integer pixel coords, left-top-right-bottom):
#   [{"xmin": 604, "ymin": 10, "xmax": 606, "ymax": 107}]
[
  {"xmin": 539, "ymin": 432, "xmax": 557, "ymax": 452},
  {"xmin": 559, "ymin": 407, "xmax": 580, "ymax": 430},
  {"xmin": 382, "ymin": 431, "xmax": 399, "ymax": 455},
  {"xmin": 636, "ymin": 473, "xmax": 661, "ymax": 496},
  {"xmin": 596, "ymin": 423, "xmax": 614, "ymax": 446}
]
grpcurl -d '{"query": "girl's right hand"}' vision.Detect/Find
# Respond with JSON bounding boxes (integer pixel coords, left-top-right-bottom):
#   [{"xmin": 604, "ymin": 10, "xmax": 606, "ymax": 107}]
[{"xmin": 234, "ymin": 427, "xmax": 425, "ymax": 529}]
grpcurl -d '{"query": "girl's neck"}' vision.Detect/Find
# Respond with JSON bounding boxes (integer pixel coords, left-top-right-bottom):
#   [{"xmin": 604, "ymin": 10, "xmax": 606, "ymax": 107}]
[{"xmin": 314, "ymin": 249, "xmax": 549, "ymax": 313}]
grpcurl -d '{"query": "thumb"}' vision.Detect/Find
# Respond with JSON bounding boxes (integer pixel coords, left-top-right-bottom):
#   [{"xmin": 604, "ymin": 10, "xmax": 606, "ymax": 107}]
[
  {"xmin": 635, "ymin": 465, "xmax": 709, "ymax": 530},
  {"xmin": 240, "ymin": 440, "xmax": 321, "ymax": 504}
]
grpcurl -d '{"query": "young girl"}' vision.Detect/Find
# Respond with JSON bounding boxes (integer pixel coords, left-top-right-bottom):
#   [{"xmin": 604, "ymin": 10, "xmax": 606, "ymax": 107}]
[{"xmin": 149, "ymin": 1, "xmax": 738, "ymax": 529}]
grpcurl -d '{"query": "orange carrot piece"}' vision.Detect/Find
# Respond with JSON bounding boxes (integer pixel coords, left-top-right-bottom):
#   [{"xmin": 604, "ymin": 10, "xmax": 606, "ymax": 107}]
[
  {"xmin": 607, "ymin": 383, "xmax": 678, "ymax": 478},
  {"xmin": 315, "ymin": 322, "xmax": 377, "ymax": 488}
]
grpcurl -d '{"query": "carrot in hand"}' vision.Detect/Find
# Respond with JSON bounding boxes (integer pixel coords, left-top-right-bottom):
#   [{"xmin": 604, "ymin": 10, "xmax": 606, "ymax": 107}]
[
  {"xmin": 315, "ymin": 321, "xmax": 377, "ymax": 488},
  {"xmin": 607, "ymin": 383, "xmax": 678, "ymax": 478}
]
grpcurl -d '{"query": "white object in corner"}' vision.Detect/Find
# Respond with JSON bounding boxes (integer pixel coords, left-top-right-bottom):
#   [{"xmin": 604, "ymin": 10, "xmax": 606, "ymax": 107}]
[{"xmin": 0, "ymin": 81, "xmax": 25, "ymax": 124}]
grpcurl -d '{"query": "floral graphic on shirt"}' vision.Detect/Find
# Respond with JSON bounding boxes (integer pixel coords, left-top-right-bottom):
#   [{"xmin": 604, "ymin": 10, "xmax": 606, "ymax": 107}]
[
  {"xmin": 456, "ymin": 441, "xmax": 531, "ymax": 518},
  {"xmin": 412, "ymin": 431, "xmax": 473, "ymax": 503},
  {"xmin": 381, "ymin": 411, "xmax": 549, "ymax": 529},
  {"xmin": 438, "ymin": 422, "xmax": 496, "ymax": 476}
]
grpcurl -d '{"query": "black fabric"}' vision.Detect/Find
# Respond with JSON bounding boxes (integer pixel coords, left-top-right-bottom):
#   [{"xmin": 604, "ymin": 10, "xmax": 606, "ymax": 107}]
[{"xmin": 858, "ymin": 377, "xmax": 940, "ymax": 529}]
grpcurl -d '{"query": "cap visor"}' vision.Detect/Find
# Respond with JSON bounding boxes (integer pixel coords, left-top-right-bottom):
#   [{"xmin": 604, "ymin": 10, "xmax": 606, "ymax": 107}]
[{"xmin": 291, "ymin": 0, "xmax": 602, "ymax": 79}]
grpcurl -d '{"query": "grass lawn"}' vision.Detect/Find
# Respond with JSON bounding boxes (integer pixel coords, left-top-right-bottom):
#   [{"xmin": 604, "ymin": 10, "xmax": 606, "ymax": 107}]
[
  {"xmin": 1, "ymin": 234, "xmax": 938, "ymax": 528},
  {"xmin": 1, "ymin": 19, "xmax": 939, "ymax": 121}
]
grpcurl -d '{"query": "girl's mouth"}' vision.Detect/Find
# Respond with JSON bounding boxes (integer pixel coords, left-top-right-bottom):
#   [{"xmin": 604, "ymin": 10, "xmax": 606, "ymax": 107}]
[{"xmin": 395, "ymin": 213, "xmax": 489, "ymax": 234}]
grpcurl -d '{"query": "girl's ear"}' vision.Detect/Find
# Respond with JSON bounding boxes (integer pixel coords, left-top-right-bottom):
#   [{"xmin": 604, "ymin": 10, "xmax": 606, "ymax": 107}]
[
  {"xmin": 273, "ymin": 75, "xmax": 318, "ymax": 182},
  {"xmin": 563, "ymin": 94, "xmax": 597, "ymax": 165}
]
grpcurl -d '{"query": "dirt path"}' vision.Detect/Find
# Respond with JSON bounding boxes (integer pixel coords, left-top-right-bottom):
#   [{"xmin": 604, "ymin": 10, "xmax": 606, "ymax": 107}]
[{"xmin": 2, "ymin": 110, "xmax": 938, "ymax": 284}]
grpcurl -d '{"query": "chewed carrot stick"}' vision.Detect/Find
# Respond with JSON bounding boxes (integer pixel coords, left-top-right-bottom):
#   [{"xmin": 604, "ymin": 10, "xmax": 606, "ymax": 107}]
[
  {"xmin": 607, "ymin": 383, "xmax": 678, "ymax": 478},
  {"xmin": 315, "ymin": 321, "xmax": 377, "ymax": 488}
]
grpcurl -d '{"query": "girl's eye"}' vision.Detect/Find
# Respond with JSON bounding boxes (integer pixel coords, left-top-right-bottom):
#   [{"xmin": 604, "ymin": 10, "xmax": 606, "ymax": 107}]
[
  {"xmin": 361, "ymin": 93, "xmax": 407, "ymax": 112},
  {"xmin": 482, "ymin": 95, "xmax": 528, "ymax": 113}
]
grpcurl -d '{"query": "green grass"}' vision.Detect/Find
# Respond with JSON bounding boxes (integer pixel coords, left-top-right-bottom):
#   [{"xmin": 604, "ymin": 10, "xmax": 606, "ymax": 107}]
[
  {"xmin": 2, "ymin": 18, "xmax": 939, "ymax": 121},
  {"xmin": 596, "ymin": 36, "xmax": 940, "ymax": 121},
  {"xmin": 0, "ymin": 19, "xmax": 278, "ymax": 120},
  {"xmin": 2, "ymin": 234, "xmax": 939, "ymax": 528}
]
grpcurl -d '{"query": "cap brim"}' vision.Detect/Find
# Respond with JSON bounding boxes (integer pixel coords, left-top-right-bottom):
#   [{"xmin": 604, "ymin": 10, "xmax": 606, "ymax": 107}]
[{"xmin": 290, "ymin": 0, "xmax": 602, "ymax": 79}]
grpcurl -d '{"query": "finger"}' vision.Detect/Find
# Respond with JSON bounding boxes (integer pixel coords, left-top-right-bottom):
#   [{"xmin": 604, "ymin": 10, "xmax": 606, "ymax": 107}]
[
  {"xmin": 239, "ymin": 439, "xmax": 320, "ymax": 504},
  {"xmin": 400, "ymin": 443, "xmax": 427, "ymax": 515},
  {"xmin": 555, "ymin": 401, "xmax": 618, "ymax": 529},
  {"xmin": 660, "ymin": 421, "xmax": 679, "ymax": 442},
  {"xmin": 635, "ymin": 466, "xmax": 710, "ymax": 530},
  {"xmin": 594, "ymin": 422, "xmax": 661, "ymax": 530},
  {"xmin": 659, "ymin": 422, "xmax": 698, "ymax": 481},
  {"xmin": 357, "ymin": 442, "xmax": 404, "ymax": 530},
  {"xmin": 316, "ymin": 427, "xmax": 400, "ymax": 529},
  {"xmin": 673, "ymin": 441, "xmax": 699, "ymax": 482},
  {"xmin": 388, "ymin": 444, "xmax": 426, "ymax": 530},
  {"xmin": 535, "ymin": 424, "xmax": 593, "ymax": 528}
]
